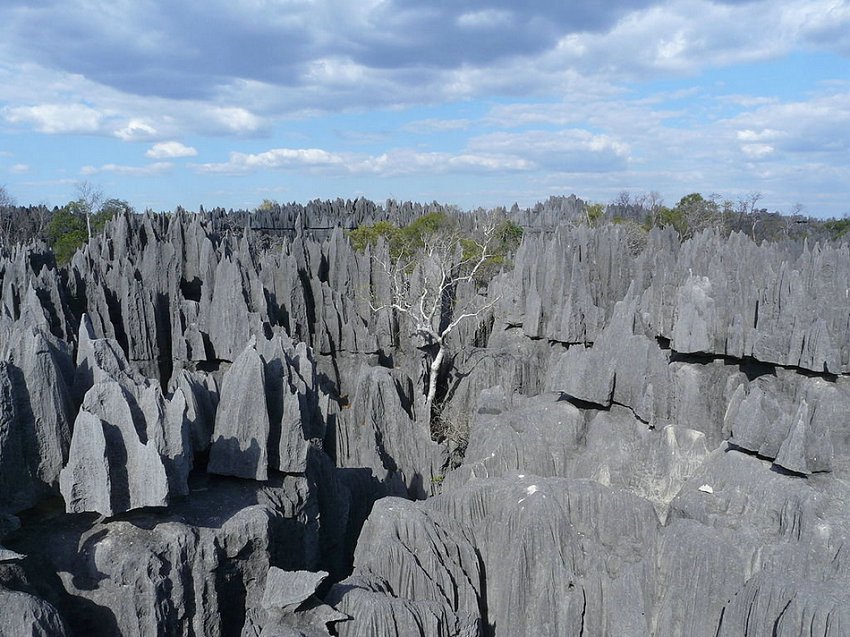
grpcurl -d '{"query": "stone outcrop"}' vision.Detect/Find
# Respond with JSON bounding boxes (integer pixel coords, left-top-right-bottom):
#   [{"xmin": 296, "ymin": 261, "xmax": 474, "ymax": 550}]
[
  {"xmin": 1, "ymin": 199, "xmax": 850, "ymax": 635},
  {"xmin": 208, "ymin": 332, "xmax": 328, "ymax": 481},
  {"xmin": 60, "ymin": 318, "xmax": 191, "ymax": 516}
]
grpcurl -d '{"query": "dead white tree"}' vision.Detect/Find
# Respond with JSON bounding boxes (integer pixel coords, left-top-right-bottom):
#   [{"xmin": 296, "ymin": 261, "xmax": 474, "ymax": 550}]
[
  {"xmin": 370, "ymin": 220, "xmax": 503, "ymax": 420},
  {"xmin": 0, "ymin": 185, "xmax": 14, "ymax": 246},
  {"xmin": 75, "ymin": 181, "xmax": 103, "ymax": 241}
]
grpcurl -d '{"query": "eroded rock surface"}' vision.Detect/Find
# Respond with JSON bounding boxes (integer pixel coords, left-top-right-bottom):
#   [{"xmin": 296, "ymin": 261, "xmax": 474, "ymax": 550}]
[{"xmin": 1, "ymin": 200, "xmax": 849, "ymax": 635}]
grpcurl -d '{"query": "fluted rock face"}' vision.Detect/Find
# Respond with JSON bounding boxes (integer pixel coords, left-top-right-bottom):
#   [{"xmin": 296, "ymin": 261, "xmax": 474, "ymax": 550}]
[
  {"xmin": 0, "ymin": 319, "xmax": 74, "ymax": 508},
  {"xmin": 10, "ymin": 475, "xmax": 323, "ymax": 637},
  {"xmin": 725, "ymin": 369, "xmax": 849, "ymax": 474},
  {"xmin": 0, "ymin": 586, "xmax": 68, "ymax": 637},
  {"xmin": 349, "ymin": 498, "xmax": 482, "ymax": 621},
  {"xmin": 666, "ymin": 446, "xmax": 850, "ymax": 636},
  {"xmin": 3, "ymin": 199, "xmax": 850, "ymax": 635},
  {"xmin": 60, "ymin": 315, "xmax": 191, "ymax": 516},
  {"xmin": 0, "ymin": 362, "xmax": 35, "ymax": 513},
  {"xmin": 242, "ymin": 567, "xmax": 347, "ymax": 636},
  {"xmin": 334, "ymin": 365, "xmax": 445, "ymax": 499},
  {"xmin": 208, "ymin": 332, "xmax": 327, "ymax": 481},
  {"xmin": 59, "ymin": 378, "xmax": 191, "ymax": 515},
  {"xmin": 208, "ymin": 340, "xmax": 271, "ymax": 480},
  {"xmin": 430, "ymin": 476, "xmax": 659, "ymax": 637},
  {"xmin": 326, "ymin": 574, "xmax": 481, "ymax": 637}
]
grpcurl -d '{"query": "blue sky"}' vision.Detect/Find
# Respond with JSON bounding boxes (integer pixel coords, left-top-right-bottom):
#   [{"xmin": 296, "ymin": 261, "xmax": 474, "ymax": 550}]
[{"xmin": 1, "ymin": 0, "xmax": 848, "ymax": 217}]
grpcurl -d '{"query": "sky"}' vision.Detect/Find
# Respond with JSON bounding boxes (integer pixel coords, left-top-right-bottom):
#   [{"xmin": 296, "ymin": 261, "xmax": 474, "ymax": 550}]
[{"xmin": 0, "ymin": 1, "xmax": 849, "ymax": 217}]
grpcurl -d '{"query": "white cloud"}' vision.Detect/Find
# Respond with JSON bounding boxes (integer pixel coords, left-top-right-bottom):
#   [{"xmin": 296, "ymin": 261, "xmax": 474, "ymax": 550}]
[
  {"xmin": 726, "ymin": 91, "xmax": 850, "ymax": 160},
  {"xmin": 194, "ymin": 146, "xmax": 533, "ymax": 176},
  {"xmin": 740, "ymin": 143, "xmax": 775, "ymax": 159},
  {"xmin": 115, "ymin": 119, "xmax": 159, "ymax": 141},
  {"xmin": 354, "ymin": 149, "xmax": 533, "ymax": 175},
  {"xmin": 81, "ymin": 162, "xmax": 173, "ymax": 177},
  {"xmin": 9, "ymin": 163, "xmax": 29, "ymax": 174},
  {"xmin": 456, "ymin": 10, "xmax": 513, "ymax": 29},
  {"xmin": 146, "ymin": 141, "xmax": 198, "ymax": 159},
  {"xmin": 195, "ymin": 148, "xmax": 345, "ymax": 174},
  {"xmin": 469, "ymin": 129, "xmax": 631, "ymax": 172},
  {"xmin": 3, "ymin": 103, "xmax": 104, "ymax": 134},
  {"xmin": 205, "ymin": 107, "xmax": 264, "ymax": 134},
  {"xmin": 403, "ymin": 118, "xmax": 473, "ymax": 133}
]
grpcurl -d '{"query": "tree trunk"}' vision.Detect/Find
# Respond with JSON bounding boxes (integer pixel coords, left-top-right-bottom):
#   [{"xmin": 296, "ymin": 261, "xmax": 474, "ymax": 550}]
[{"xmin": 425, "ymin": 343, "xmax": 445, "ymax": 418}]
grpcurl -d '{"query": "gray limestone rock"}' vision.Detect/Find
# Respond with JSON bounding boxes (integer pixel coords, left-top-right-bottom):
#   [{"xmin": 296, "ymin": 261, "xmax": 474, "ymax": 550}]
[
  {"xmin": 59, "ymin": 373, "xmax": 190, "ymax": 516},
  {"xmin": 7, "ymin": 474, "xmax": 323, "ymax": 637},
  {"xmin": 201, "ymin": 254, "xmax": 260, "ymax": 361},
  {"xmin": 6, "ymin": 201, "xmax": 850, "ymax": 636},
  {"xmin": 256, "ymin": 332, "xmax": 323, "ymax": 474},
  {"xmin": 349, "ymin": 498, "xmax": 481, "ymax": 621},
  {"xmin": 74, "ymin": 313, "xmax": 145, "ymax": 399},
  {"xmin": 0, "ymin": 362, "xmax": 35, "ymax": 513},
  {"xmin": 207, "ymin": 334, "xmax": 327, "ymax": 481},
  {"xmin": 653, "ymin": 520, "xmax": 747, "ymax": 637},
  {"xmin": 727, "ymin": 369, "xmax": 843, "ymax": 473},
  {"xmin": 61, "ymin": 320, "xmax": 191, "ymax": 515},
  {"xmin": 0, "ymin": 586, "xmax": 68, "ymax": 637},
  {"xmin": 170, "ymin": 368, "xmax": 219, "ymax": 456},
  {"xmin": 242, "ymin": 568, "xmax": 346, "ymax": 637},
  {"xmin": 333, "ymin": 365, "xmax": 445, "ymax": 499},
  {"xmin": 208, "ymin": 339, "xmax": 271, "ymax": 480},
  {"xmin": 0, "ymin": 323, "xmax": 74, "ymax": 500},
  {"xmin": 429, "ymin": 476, "xmax": 659, "ymax": 637},
  {"xmin": 326, "ymin": 575, "xmax": 480, "ymax": 637},
  {"xmin": 545, "ymin": 295, "xmax": 669, "ymax": 417},
  {"xmin": 261, "ymin": 569, "xmax": 328, "ymax": 611},
  {"xmin": 443, "ymin": 393, "xmax": 586, "ymax": 490},
  {"xmin": 671, "ymin": 273, "xmax": 718, "ymax": 354}
]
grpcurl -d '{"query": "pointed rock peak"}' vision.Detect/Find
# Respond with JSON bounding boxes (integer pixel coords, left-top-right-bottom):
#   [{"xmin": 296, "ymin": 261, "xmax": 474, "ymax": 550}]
[
  {"xmin": 19, "ymin": 284, "xmax": 49, "ymax": 331},
  {"xmin": 261, "ymin": 568, "xmax": 329, "ymax": 611}
]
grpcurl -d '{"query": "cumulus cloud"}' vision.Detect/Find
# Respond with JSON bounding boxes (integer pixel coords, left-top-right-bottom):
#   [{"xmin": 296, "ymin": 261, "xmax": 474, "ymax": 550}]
[
  {"xmin": 205, "ymin": 107, "xmax": 265, "ymax": 135},
  {"xmin": 194, "ymin": 146, "xmax": 533, "ymax": 176},
  {"xmin": 727, "ymin": 91, "xmax": 850, "ymax": 160},
  {"xmin": 81, "ymin": 162, "xmax": 173, "ymax": 177},
  {"xmin": 0, "ymin": 0, "xmax": 848, "ymax": 215},
  {"xmin": 3, "ymin": 103, "xmax": 104, "ymax": 134},
  {"xmin": 146, "ymin": 141, "xmax": 198, "ymax": 159},
  {"xmin": 115, "ymin": 119, "xmax": 159, "ymax": 141},
  {"xmin": 456, "ymin": 9, "xmax": 514, "ymax": 29},
  {"xmin": 2, "ymin": 0, "xmax": 846, "ymax": 131},
  {"xmin": 0, "ymin": 0, "xmax": 792, "ymax": 113},
  {"xmin": 469, "ymin": 129, "xmax": 631, "ymax": 172},
  {"xmin": 196, "ymin": 148, "xmax": 346, "ymax": 174}
]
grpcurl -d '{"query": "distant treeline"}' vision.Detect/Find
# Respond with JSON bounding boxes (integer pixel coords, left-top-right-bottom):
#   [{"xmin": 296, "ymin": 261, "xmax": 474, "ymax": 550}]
[{"xmin": 1, "ymin": 186, "xmax": 849, "ymax": 263}]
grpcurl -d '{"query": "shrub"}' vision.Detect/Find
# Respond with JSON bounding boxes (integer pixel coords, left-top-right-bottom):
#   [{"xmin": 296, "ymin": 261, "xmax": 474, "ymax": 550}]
[{"xmin": 47, "ymin": 207, "xmax": 87, "ymax": 264}]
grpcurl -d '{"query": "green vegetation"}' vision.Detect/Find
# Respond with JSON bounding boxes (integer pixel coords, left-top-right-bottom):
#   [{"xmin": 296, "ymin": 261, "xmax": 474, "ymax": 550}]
[
  {"xmin": 47, "ymin": 206, "xmax": 88, "ymax": 264},
  {"xmin": 823, "ymin": 217, "xmax": 850, "ymax": 240},
  {"xmin": 585, "ymin": 202, "xmax": 605, "ymax": 225},
  {"xmin": 350, "ymin": 209, "xmax": 524, "ymax": 426},
  {"xmin": 348, "ymin": 211, "xmax": 523, "ymax": 277},
  {"xmin": 45, "ymin": 196, "xmax": 129, "ymax": 264}
]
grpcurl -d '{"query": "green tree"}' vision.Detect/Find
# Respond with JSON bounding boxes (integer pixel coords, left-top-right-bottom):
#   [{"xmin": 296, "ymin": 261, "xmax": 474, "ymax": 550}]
[
  {"xmin": 47, "ymin": 205, "xmax": 88, "ymax": 264},
  {"xmin": 585, "ymin": 202, "xmax": 605, "ymax": 226},
  {"xmin": 96, "ymin": 198, "xmax": 132, "ymax": 231},
  {"xmin": 257, "ymin": 199, "xmax": 279, "ymax": 212}
]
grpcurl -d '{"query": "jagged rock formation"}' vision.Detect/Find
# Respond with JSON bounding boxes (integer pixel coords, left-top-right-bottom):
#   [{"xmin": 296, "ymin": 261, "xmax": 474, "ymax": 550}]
[
  {"xmin": 60, "ymin": 316, "xmax": 191, "ymax": 515},
  {"xmin": 1, "ymin": 197, "xmax": 849, "ymax": 635}
]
